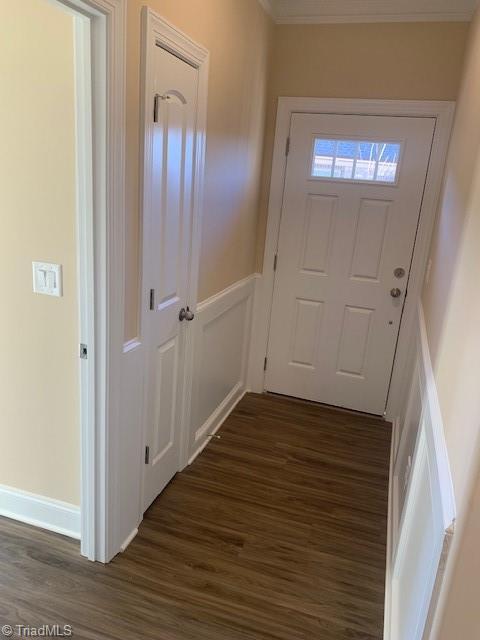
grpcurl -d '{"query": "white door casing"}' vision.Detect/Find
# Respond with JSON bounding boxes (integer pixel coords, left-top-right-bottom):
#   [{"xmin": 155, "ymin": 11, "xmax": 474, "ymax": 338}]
[
  {"xmin": 53, "ymin": 0, "xmax": 126, "ymax": 563},
  {"xmin": 142, "ymin": 44, "xmax": 198, "ymax": 511},
  {"xmin": 265, "ymin": 113, "xmax": 435, "ymax": 414}
]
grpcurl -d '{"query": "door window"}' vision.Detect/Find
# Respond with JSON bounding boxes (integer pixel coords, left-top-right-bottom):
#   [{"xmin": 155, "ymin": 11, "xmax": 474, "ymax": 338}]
[{"xmin": 311, "ymin": 138, "xmax": 401, "ymax": 184}]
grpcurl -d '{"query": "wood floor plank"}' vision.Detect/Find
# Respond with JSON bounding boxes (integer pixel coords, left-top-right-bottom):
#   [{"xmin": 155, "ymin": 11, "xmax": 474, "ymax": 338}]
[{"xmin": 0, "ymin": 392, "xmax": 391, "ymax": 639}]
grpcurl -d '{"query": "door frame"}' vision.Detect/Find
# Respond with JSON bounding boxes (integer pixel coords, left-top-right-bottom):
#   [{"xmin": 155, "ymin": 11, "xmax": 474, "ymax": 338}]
[
  {"xmin": 56, "ymin": 0, "xmax": 126, "ymax": 561},
  {"xmin": 249, "ymin": 97, "xmax": 455, "ymax": 420},
  {"xmin": 139, "ymin": 8, "xmax": 209, "ymax": 507}
]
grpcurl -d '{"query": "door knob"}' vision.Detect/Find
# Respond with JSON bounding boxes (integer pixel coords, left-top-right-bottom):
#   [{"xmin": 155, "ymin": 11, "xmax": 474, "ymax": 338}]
[
  {"xmin": 179, "ymin": 306, "xmax": 195, "ymax": 321},
  {"xmin": 390, "ymin": 288, "xmax": 402, "ymax": 298}
]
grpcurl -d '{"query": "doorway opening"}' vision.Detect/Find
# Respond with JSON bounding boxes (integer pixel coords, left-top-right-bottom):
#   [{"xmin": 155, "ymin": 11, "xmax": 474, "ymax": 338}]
[
  {"xmin": 251, "ymin": 98, "xmax": 454, "ymax": 421},
  {"xmin": 139, "ymin": 10, "xmax": 209, "ymax": 516},
  {"xmin": 0, "ymin": 0, "xmax": 126, "ymax": 563}
]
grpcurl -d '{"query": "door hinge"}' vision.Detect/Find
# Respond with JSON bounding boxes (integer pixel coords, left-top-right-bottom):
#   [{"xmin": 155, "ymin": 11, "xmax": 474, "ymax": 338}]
[
  {"xmin": 149, "ymin": 288, "xmax": 155, "ymax": 310},
  {"xmin": 285, "ymin": 136, "xmax": 290, "ymax": 156},
  {"xmin": 273, "ymin": 254, "xmax": 278, "ymax": 271},
  {"xmin": 153, "ymin": 94, "xmax": 159, "ymax": 123},
  {"xmin": 264, "ymin": 357, "xmax": 268, "ymax": 371},
  {"xmin": 145, "ymin": 445, "xmax": 150, "ymax": 465},
  {"xmin": 80, "ymin": 343, "xmax": 88, "ymax": 360}
]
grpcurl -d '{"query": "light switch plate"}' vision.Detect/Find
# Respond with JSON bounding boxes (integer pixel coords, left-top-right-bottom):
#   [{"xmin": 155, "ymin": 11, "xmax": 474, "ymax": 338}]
[{"xmin": 32, "ymin": 262, "xmax": 63, "ymax": 297}]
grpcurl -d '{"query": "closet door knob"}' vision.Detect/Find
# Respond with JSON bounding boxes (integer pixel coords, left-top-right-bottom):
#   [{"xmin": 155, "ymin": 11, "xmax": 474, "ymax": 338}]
[{"xmin": 179, "ymin": 306, "xmax": 195, "ymax": 321}]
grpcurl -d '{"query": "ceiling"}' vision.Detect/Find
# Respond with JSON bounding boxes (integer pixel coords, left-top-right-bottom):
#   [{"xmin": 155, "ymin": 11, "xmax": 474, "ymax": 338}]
[{"xmin": 259, "ymin": 0, "xmax": 477, "ymax": 23}]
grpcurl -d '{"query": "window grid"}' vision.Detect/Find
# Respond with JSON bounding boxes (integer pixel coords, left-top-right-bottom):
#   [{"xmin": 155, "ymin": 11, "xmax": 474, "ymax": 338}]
[{"xmin": 311, "ymin": 138, "xmax": 401, "ymax": 184}]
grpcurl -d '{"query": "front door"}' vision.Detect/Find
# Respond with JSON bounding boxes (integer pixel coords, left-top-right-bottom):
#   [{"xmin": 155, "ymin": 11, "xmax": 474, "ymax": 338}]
[
  {"xmin": 142, "ymin": 45, "xmax": 198, "ymax": 510},
  {"xmin": 265, "ymin": 113, "xmax": 435, "ymax": 414}
]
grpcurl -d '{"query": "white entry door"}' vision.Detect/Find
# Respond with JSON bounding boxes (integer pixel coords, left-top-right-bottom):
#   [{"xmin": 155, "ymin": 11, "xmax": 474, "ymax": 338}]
[
  {"xmin": 266, "ymin": 113, "xmax": 435, "ymax": 414},
  {"xmin": 142, "ymin": 45, "xmax": 198, "ymax": 510}
]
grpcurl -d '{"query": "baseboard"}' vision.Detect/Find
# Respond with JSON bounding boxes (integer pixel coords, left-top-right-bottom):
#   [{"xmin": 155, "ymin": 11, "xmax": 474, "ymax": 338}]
[
  {"xmin": 120, "ymin": 527, "xmax": 138, "ymax": 552},
  {"xmin": 0, "ymin": 484, "xmax": 80, "ymax": 539},
  {"xmin": 391, "ymin": 416, "xmax": 401, "ymax": 463},
  {"xmin": 188, "ymin": 386, "xmax": 247, "ymax": 465},
  {"xmin": 384, "ymin": 416, "xmax": 399, "ymax": 639}
]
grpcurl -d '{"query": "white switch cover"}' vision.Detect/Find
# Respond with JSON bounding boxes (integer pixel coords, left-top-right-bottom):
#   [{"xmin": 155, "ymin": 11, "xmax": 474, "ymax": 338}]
[{"xmin": 32, "ymin": 262, "xmax": 63, "ymax": 297}]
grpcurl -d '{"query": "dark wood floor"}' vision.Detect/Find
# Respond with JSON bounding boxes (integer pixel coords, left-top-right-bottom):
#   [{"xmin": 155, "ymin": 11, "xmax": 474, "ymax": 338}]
[{"xmin": 0, "ymin": 393, "xmax": 391, "ymax": 640}]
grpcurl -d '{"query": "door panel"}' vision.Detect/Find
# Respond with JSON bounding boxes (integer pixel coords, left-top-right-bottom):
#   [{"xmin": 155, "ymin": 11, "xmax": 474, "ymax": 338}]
[
  {"xmin": 301, "ymin": 195, "xmax": 336, "ymax": 273},
  {"xmin": 143, "ymin": 46, "xmax": 198, "ymax": 510},
  {"xmin": 152, "ymin": 338, "xmax": 178, "ymax": 461},
  {"xmin": 350, "ymin": 199, "xmax": 390, "ymax": 281},
  {"xmin": 290, "ymin": 298, "xmax": 323, "ymax": 366},
  {"xmin": 266, "ymin": 113, "xmax": 435, "ymax": 414},
  {"xmin": 336, "ymin": 305, "xmax": 373, "ymax": 377}
]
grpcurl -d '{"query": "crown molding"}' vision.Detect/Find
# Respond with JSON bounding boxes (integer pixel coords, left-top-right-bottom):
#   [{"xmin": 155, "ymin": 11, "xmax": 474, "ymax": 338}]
[
  {"xmin": 275, "ymin": 12, "xmax": 473, "ymax": 23},
  {"xmin": 265, "ymin": 0, "xmax": 475, "ymax": 24}
]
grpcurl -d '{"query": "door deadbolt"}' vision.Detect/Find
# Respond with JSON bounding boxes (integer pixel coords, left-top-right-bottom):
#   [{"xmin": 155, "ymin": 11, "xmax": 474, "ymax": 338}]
[
  {"xmin": 179, "ymin": 306, "xmax": 195, "ymax": 322},
  {"xmin": 394, "ymin": 267, "xmax": 406, "ymax": 278}
]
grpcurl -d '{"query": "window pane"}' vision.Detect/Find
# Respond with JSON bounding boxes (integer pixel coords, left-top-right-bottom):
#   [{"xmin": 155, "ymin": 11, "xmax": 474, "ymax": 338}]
[
  {"xmin": 354, "ymin": 141, "xmax": 377, "ymax": 181},
  {"xmin": 333, "ymin": 141, "xmax": 355, "ymax": 179},
  {"xmin": 311, "ymin": 137, "xmax": 401, "ymax": 183},
  {"xmin": 312, "ymin": 139, "xmax": 335, "ymax": 177},
  {"xmin": 376, "ymin": 142, "xmax": 401, "ymax": 183}
]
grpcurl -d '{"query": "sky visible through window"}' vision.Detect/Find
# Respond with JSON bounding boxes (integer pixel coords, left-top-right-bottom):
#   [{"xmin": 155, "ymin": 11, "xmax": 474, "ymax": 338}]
[{"xmin": 312, "ymin": 138, "xmax": 401, "ymax": 183}]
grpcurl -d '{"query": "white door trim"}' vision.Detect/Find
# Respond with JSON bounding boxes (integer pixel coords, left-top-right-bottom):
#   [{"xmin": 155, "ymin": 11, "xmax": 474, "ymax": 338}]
[
  {"xmin": 139, "ymin": 8, "xmax": 209, "ymax": 501},
  {"xmin": 250, "ymin": 97, "xmax": 455, "ymax": 419},
  {"xmin": 55, "ymin": 0, "xmax": 126, "ymax": 562}
]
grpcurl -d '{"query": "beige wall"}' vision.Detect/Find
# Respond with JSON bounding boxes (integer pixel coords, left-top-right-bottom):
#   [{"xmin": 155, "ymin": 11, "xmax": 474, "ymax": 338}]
[
  {"xmin": 256, "ymin": 21, "xmax": 469, "ymax": 269},
  {"xmin": 0, "ymin": 0, "xmax": 79, "ymax": 504},
  {"xmin": 423, "ymin": 12, "xmax": 480, "ymax": 505},
  {"xmin": 421, "ymin": 9, "xmax": 480, "ymax": 638},
  {"xmin": 125, "ymin": 0, "xmax": 274, "ymax": 340}
]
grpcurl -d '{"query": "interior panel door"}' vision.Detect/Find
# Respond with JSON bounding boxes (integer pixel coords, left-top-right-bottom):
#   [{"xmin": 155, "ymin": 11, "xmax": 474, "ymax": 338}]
[
  {"xmin": 142, "ymin": 45, "xmax": 198, "ymax": 510},
  {"xmin": 265, "ymin": 113, "xmax": 435, "ymax": 414}
]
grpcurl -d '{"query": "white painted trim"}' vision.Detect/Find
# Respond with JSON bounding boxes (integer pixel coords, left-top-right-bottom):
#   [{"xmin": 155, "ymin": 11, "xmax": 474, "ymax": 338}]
[
  {"xmin": 0, "ymin": 485, "xmax": 80, "ymax": 540},
  {"xmin": 71, "ymin": 6, "xmax": 96, "ymax": 560},
  {"xmin": 119, "ymin": 527, "xmax": 138, "ymax": 552},
  {"xmin": 264, "ymin": 0, "xmax": 474, "ymax": 23},
  {"xmin": 188, "ymin": 388, "xmax": 247, "ymax": 465},
  {"xmin": 189, "ymin": 274, "xmax": 256, "ymax": 462},
  {"xmin": 139, "ymin": 9, "xmax": 209, "ymax": 494},
  {"xmin": 385, "ymin": 302, "xmax": 456, "ymax": 639},
  {"xmin": 274, "ymin": 12, "xmax": 473, "ymax": 24},
  {"xmin": 39, "ymin": 0, "xmax": 126, "ymax": 563},
  {"xmin": 416, "ymin": 305, "xmax": 456, "ymax": 526},
  {"xmin": 251, "ymin": 97, "xmax": 455, "ymax": 425},
  {"xmin": 196, "ymin": 274, "xmax": 256, "ymax": 313},
  {"xmin": 384, "ymin": 416, "xmax": 398, "ymax": 640}
]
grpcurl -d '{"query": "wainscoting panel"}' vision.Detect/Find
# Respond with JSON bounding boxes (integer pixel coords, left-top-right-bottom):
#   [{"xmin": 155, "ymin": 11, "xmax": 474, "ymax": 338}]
[
  {"xmin": 385, "ymin": 304, "xmax": 456, "ymax": 640},
  {"xmin": 188, "ymin": 276, "xmax": 255, "ymax": 462}
]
